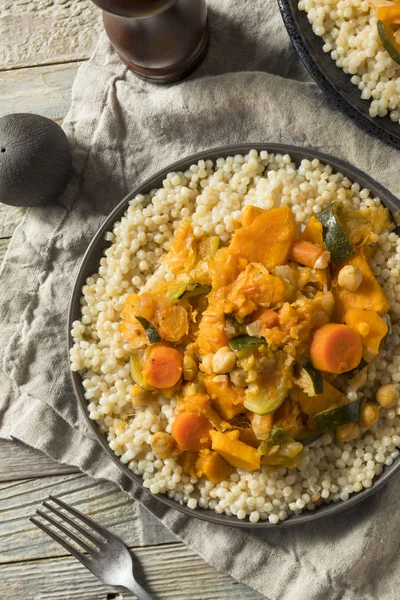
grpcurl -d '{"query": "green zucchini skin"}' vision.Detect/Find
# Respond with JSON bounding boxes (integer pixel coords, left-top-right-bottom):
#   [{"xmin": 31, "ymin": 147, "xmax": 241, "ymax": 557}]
[
  {"xmin": 296, "ymin": 363, "xmax": 324, "ymax": 396},
  {"xmin": 180, "ymin": 284, "xmax": 211, "ymax": 299},
  {"xmin": 130, "ymin": 354, "xmax": 152, "ymax": 390},
  {"xmin": 314, "ymin": 399, "xmax": 360, "ymax": 433},
  {"xmin": 135, "ymin": 316, "xmax": 161, "ymax": 343},
  {"xmin": 344, "ymin": 358, "xmax": 368, "ymax": 379},
  {"xmin": 243, "ymin": 388, "xmax": 285, "ymax": 415},
  {"xmin": 224, "ymin": 315, "xmax": 247, "ymax": 339},
  {"xmin": 377, "ymin": 21, "xmax": 400, "ymax": 65},
  {"xmin": 228, "ymin": 335, "xmax": 267, "ymax": 352},
  {"xmin": 167, "ymin": 282, "xmax": 211, "ymax": 300},
  {"xmin": 294, "ymin": 430, "xmax": 320, "ymax": 446},
  {"xmin": 166, "ymin": 281, "xmax": 189, "ymax": 300},
  {"xmin": 318, "ymin": 203, "xmax": 355, "ymax": 263},
  {"xmin": 258, "ymin": 426, "xmax": 305, "ymax": 467}
]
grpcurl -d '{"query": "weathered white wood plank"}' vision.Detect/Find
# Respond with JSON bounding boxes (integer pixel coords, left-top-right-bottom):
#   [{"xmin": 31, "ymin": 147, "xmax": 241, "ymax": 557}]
[
  {"xmin": 0, "ymin": 439, "xmax": 78, "ymax": 482},
  {"xmin": 1, "ymin": 544, "xmax": 263, "ymax": 600},
  {"xmin": 0, "ymin": 471, "xmax": 177, "ymax": 564},
  {"xmin": 0, "ymin": 0, "xmax": 102, "ymax": 71},
  {"xmin": 0, "ymin": 62, "xmax": 79, "ymax": 121},
  {"xmin": 0, "ymin": 473, "xmax": 142, "ymax": 563}
]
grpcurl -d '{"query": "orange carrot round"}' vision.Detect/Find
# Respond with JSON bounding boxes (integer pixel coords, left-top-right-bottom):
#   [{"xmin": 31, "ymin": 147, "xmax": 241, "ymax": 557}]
[
  {"xmin": 171, "ymin": 412, "xmax": 212, "ymax": 451},
  {"xmin": 289, "ymin": 240, "xmax": 325, "ymax": 268},
  {"xmin": 310, "ymin": 323, "xmax": 362, "ymax": 374},
  {"xmin": 143, "ymin": 345, "xmax": 183, "ymax": 389},
  {"xmin": 252, "ymin": 307, "xmax": 279, "ymax": 329}
]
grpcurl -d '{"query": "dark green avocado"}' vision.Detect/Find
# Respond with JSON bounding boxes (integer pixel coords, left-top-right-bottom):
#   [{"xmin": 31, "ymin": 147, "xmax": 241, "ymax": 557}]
[{"xmin": 0, "ymin": 113, "xmax": 72, "ymax": 207}]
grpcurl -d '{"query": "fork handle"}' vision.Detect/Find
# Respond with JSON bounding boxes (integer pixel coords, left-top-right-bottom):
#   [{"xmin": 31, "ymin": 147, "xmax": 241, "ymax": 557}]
[{"xmin": 124, "ymin": 578, "xmax": 154, "ymax": 600}]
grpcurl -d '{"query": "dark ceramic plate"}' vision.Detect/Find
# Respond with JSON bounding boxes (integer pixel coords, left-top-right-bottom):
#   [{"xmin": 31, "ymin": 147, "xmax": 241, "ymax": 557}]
[
  {"xmin": 69, "ymin": 143, "xmax": 400, "ymax": 528},
  {"xmin": 277, "ymin": 0, "xmax": 400, "ymax": 150}
]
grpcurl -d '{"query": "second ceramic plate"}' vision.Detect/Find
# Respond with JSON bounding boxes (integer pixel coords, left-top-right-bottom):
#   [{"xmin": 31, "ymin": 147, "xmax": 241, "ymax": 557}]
[{"xmin": 278, "ymin": 0, "xmax": 400, "ymax": 150}]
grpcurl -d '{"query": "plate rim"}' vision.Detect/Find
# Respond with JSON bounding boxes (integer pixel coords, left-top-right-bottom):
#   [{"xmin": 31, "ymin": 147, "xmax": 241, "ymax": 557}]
[
  {"xmin": 68, "ymin": 142, "xmax": 400, "ymax": 529},
  {"xmin": 277, "ymin": 0, "xmax": 400, "ymax": 150}
]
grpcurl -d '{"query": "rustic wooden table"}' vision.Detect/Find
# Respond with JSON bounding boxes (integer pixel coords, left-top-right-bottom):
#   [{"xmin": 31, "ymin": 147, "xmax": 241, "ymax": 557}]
[{"xmin": 0, "ymin": 2, "xmax": 264, "ymax": 598}]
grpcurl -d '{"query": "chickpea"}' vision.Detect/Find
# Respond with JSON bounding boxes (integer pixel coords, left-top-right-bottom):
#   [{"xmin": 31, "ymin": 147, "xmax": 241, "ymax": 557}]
[
  {"xmin": 229, "ymin": 368, "xmax": 248, "ymax": 388},
  {"xmin": 337, "ymin": 265, "xmax": 363, "ymax": 292},
  {"xmin": 336, "ymin": 421, "xmax": 361, "ymax": 442},
  {"xmin": 314, "ymin": 250, "xmax": 331, "ymax": 269},
  {"xmin": 376, "ymin": 384, "xmax": 400, "ymax": 408},
  {"xmin": 320, "ymin": 291, "xmax": 335, "ymax": 315},
  {"xmin": 212, "ymin": 346, "xmax": 237, "ymax": 374},
  {"xmin": 359, "ymin": 402, "xmax": 380, "ymax": 429},
  {"xmin": 151, "ymin": 432, "xmax": 177, "ymax": 459},
  {"xmin": 201, "ymin": 354, "xmax": 214, "ymax": 374},
  {"xmin": 183, "ymin": 354, "xmax": 198, "ymax": 381}
]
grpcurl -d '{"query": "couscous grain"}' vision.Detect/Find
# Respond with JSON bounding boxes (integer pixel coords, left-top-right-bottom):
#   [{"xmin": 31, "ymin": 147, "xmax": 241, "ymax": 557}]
[
  {"xmin": 299, "ymin": 0, "xmax": 400, "ymax": 121},
  {"xmin": 71, "ymin": 150, "xmax": 400, "ymax": 523}
]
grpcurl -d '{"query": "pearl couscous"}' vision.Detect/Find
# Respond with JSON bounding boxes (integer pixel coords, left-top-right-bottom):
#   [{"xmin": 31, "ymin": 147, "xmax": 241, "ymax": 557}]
[
  {"xmin": 70, "ymin": 150, "xmax": 400, "ymax": 524},
  {"xmin": 298, "ymin": 0, "xmax": 400, "ymax": 121}
]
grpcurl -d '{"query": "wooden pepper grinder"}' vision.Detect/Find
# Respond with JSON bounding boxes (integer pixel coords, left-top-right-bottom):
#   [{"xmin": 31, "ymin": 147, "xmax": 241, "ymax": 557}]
[{"xmin": 91, "ymin": 0, "xmax": 209, "ymax": 84}]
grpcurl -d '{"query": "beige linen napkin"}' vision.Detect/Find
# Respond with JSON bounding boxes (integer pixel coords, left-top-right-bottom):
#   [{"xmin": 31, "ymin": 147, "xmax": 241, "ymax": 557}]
[{"xmin": 1, "ymin": 2, "xmax": 400, "ymax": 598}]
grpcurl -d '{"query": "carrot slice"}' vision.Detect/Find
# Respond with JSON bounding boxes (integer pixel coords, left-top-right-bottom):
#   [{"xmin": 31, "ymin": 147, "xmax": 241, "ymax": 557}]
[
  {"xmin": 289, "ymin": 240, "xmax": 325, "ymax": 268},
  {"xmin": 143, "ymin": 345, "xmax": 183, "ymax": 389},
  {"xmin": 251, "ymin": 307, "xmax": 279, "ymax": 329},
  {"xmin": 171, "ymin": 412, "xmax": 212, "ymax": 451},
  {"xmin": 310, "ymin": 323, "xmax": 362, "ymax": 374}
]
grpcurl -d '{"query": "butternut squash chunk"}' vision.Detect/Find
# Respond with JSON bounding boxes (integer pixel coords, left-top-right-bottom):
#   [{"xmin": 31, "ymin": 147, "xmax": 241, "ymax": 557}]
[
  {"xmin": 289, "ymin": 381, "xmax": 346, "ymax": 417},
  {"xmin": 204, "ymin": 376, "xmax": 245, "ymax": 420},
  {"xmin": 227, "ymin": 263, "xmax": 290, "ymax": 317},
  {"xmin": 210, "ymin": 430, "xmax": 260, "ymax": 471},
  {"xmin": 121, "ymin": 292, "xmax": 189, "ymax": 344},
  {"xmin": 195, "ymin": 449, "xmax": 234, "ymax": 483},
  {"xmin": 332, "ymin": 252, "xmax": 390, "ymax": 322},
  {"xmin": 299, "ymin": 216, "xmax": 324, "ymax": 247},
  {"xmin": 241, "ymin": 205, "xmax": 265, "ymax": 227},
  {"xmin": 229, "ymin": 206, "xmax": 298, "ymax": 270},
  {"xmin": 209, "ymin": 247, "xmax": 247, "ymax": 290},
  {"xmin": 196, "ymin": 290, "xmax": 229, "ymax": 354},
  {"xmin": 163, "ymin": 220, "xmax": 197, "ymax": 274},
  {"xmin": 345, "ymin": 308, "xmax": 388, "ymax": 360},
  {"xmin": 120, "ymin": 320, "xmax": 148, "ymax": 347}
]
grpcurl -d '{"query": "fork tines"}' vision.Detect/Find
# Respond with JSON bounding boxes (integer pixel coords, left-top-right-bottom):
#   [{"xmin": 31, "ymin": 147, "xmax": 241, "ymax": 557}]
[{"xmin": 29, "ymin": 496, "xmax": 108, "ymax": 563}]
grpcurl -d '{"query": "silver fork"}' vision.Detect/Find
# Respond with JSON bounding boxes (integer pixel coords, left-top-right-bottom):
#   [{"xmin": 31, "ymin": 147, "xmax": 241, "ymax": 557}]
[{"xmin": 30, "ymin": 495, "xmax": 153, "ymax": 600}]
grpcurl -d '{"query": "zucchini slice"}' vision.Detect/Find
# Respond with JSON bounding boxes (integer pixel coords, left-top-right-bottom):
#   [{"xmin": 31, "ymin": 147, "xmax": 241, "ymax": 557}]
[
  {"xmin": 198, "ymin": 235, "xmax": 220, "ymax": 259},
  {"xmin": 318, "ymin": 203, "xmax": 355, "ymax": 263},
  {"xmin": 244, "ymin": 383, "xmax": 286, "ymax": 415},
  {"xmin": 258, "ymin": 426, "xmax": 305, "ymax": 467},
  {"xmin": 135, "ymin": 316, "xmax": 161, "ymax": 344},
  {"xmin": 294, "ymin": 430, "xmax": 320, "ymax": 446},
  {"xmin": 295, "ymin": 363, "xmax": 324, "ymax": 396},
  {"xmin": 228, "ymin": 336, "xmax": 267, "ymax": 352},
  {"xmin": 224, "ymin": 315, "xmax": 247, "ymax": 339},
  {"xmin": 181, "ymin": 284, "xmax": 212, "ymax": 299},
  {"xmin": 377, "ymin": 21, "xmax": 400, "ymax": 65},
  {"xmin": 166, "ymin": 281, "xmax": 191, "ymax": 300},
  {"xmin": 343, "ymin": 357, "xmax": 368, "ymax": 379},
  {"xmin": 130, "ymin": 355, "xmax": 153, "ymax": 391},
  {"xmin": 314, "ymin": 399, "xmax": 360, "ymax": 433}
]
